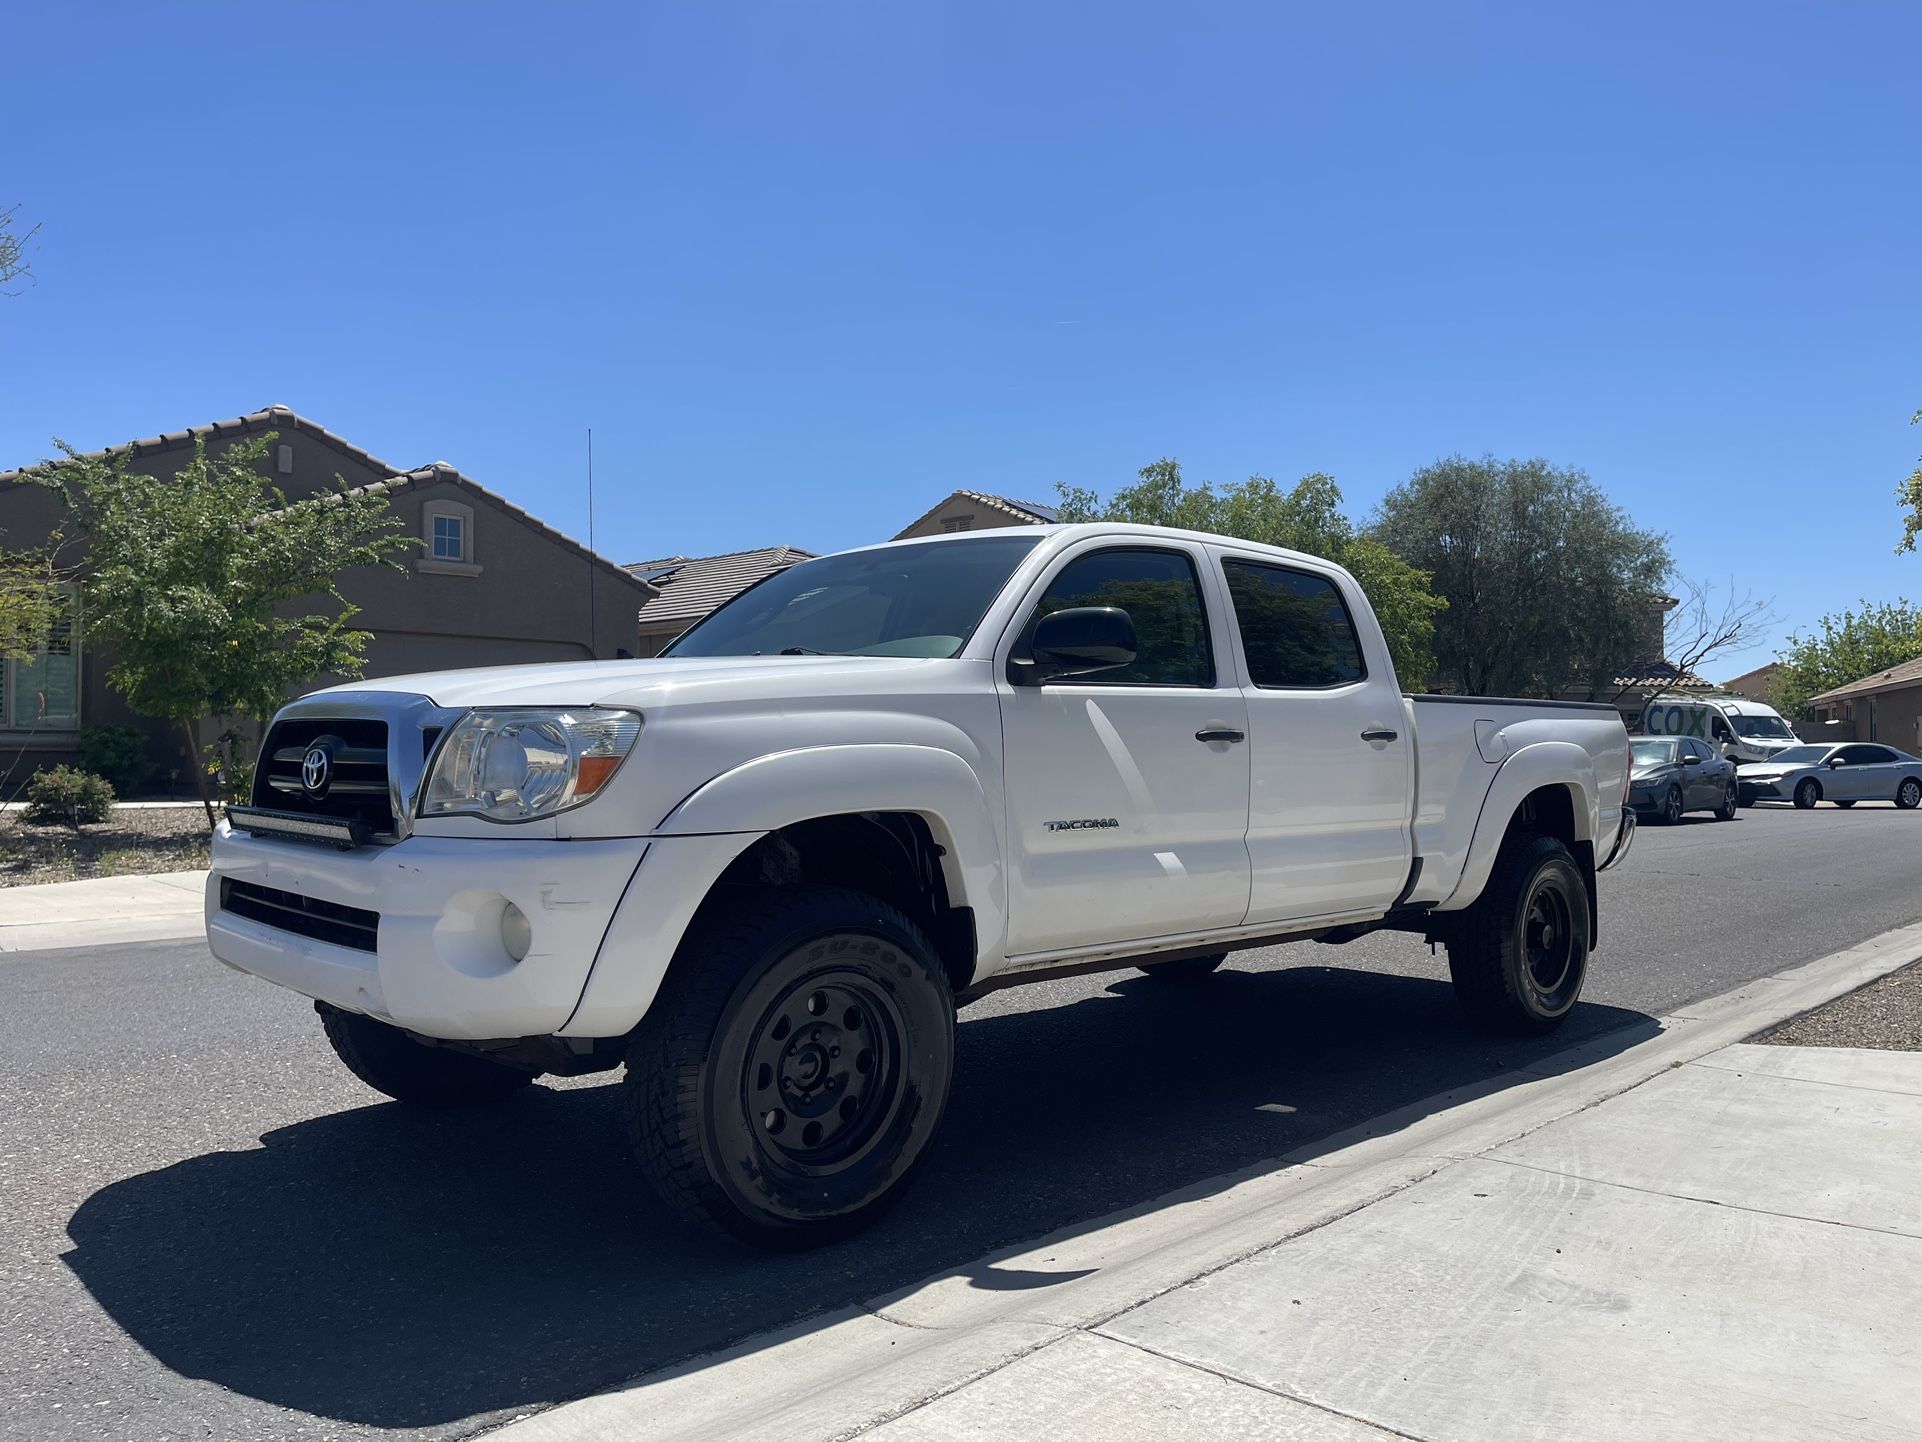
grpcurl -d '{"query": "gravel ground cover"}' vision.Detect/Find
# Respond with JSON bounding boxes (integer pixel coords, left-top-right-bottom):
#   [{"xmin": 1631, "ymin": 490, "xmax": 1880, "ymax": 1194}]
[
  {"xmin": 1759, "ymin": 960, "xmax": 1922, "ymax": 1051},
  {"xmin": 0, "ymin": 807, "xmax": 213, "ymax": 886}
]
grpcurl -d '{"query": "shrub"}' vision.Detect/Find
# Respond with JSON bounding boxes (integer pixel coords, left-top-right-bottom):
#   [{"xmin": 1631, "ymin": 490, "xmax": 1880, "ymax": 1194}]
[
  {"xmin": 23, "ymin": 765, "xmax": 115, "ymax": 829},
  {"xmin": 77, "ymin": 724, "xmax": 157, "ymax": 797}
]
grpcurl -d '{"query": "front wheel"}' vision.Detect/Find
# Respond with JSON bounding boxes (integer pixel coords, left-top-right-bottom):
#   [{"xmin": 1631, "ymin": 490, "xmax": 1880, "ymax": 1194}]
[
  {"xmin": 1833, "ymin": 799, "xmax": 1856, "ymax": 809},
  {"xmin": 625, "ymin": 885, "xmax": 955, "ymax": 1248},
  {"xmin": 1897, "ymin": 778, "xmax": 1922, "ymax": 810},
  {"xmin": 318, "ymin": 1004, "xmax": 537, "ymax": 1107},
  {"xmin": 1661, "ymin": 786, "xmax": 1684, "ymax": 825},
  {"xmin": 1794, "ymin": 778, "xmax": 1822, "ymax": 809},
  {"xmin": 1445, "ymin": 835, "xmax": 1591, "ymax": 1037}
]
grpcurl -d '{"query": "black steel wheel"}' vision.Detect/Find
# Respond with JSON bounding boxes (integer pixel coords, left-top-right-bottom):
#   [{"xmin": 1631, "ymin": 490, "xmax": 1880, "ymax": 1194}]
[
  {"xmin": 625, "ymin": 885, "xmax": 955, "ymax": 1248},
  {"xmin": 1445, "ymin": 834, "xmax": 1591, "ymax": 1037},
  {"xmin": 1714, "ymin": 783, "xmax": 1738, "ymax": 821},
  {"xmin": 1661, "ymin": 786, "xmax": 1684, "ymax": 824},
  {"xmin": 1898, "ymin": 778, "xmax": 1922, "ymax": 810},
  {"xmin": 1794, "ymin": 778, "xmax": 1822, "ymax": 809},
  {"xmin": 1139, "ymin": 953, "xmax": 1227, "ymax": 982}
]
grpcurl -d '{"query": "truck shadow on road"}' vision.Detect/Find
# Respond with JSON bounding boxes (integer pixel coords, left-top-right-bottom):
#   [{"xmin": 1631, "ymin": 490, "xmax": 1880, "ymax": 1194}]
[{"xmin": 63, "ymin": 962, "xmax": 1656, "ymax": 1433}]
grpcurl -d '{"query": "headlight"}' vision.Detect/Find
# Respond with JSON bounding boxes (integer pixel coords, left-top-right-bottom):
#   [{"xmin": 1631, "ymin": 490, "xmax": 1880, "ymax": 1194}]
[{"xmin": 420, "ymin": 708, "xmax": 641, "ymax": 822}]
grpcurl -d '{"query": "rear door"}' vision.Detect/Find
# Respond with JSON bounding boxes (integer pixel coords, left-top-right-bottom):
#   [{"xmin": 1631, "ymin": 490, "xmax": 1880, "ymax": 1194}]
[
  {"xmin": 996, "ymin": 541, "xmax": 1252, "ymax": 956},
  {"xmin": 1216, "ymin": 551, "xmax": 1415, "ymax": 925}
]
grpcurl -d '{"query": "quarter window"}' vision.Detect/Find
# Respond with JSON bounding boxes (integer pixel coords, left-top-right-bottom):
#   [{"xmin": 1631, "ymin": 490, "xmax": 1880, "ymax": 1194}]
[
  {"xmin": 1022, "ymin": 548, "xmax": 1213, "ymax": 687},
  {"xmin": 1222, "ymin": 560, "xmax": 1366, "ymax": 688}
]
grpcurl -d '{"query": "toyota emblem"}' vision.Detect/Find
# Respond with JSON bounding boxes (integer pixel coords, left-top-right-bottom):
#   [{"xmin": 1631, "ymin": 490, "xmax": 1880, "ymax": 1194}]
[{"xmin": 301, "ymin": 743, "xmax": 334, "ymax": 798}]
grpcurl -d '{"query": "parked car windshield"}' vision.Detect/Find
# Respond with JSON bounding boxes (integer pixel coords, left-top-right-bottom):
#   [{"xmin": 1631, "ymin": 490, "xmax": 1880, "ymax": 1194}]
[
  {"xmin": 1766, "ymin": 746, "xmax": 1831, "ymax": 765},
  {"xmin": 1730, "ymin": 714, "xmax": 1795, "ymax": 739},
  {"xmin": 664, "ymin": 535, "xmax": 1043, "ymax": 659},
  {"xmin": 1630, "ymin": 740, "xmax": 1677, "ymax": 764}
]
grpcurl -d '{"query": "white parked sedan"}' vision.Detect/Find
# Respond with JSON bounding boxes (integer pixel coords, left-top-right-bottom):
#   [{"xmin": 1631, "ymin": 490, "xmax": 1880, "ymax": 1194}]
[{"xmin": 1737, "ymin": 743, "xmax": 1922, "ymax": 810}]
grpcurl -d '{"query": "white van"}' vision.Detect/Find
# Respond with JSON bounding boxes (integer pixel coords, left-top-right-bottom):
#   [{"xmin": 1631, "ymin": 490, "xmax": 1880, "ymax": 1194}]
[{"xmin": 1641, "ymin": 694, "xmax": 1800, "ymax": 765}]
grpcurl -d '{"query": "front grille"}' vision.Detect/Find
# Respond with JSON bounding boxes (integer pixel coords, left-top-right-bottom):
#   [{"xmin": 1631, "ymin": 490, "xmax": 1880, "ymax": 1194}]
[
  {"xmin": 221, "ymin": 879, "xmax": 380, "ymax": 952},
  {"xmin": 255, "ymin": 716, "xmax": 394, "ymax": 836}
]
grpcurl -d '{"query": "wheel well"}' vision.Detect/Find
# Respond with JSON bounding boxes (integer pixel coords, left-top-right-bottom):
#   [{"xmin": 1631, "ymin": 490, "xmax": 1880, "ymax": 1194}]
[
  {"xmin": 1506, "ymin": 784, "xmax": 1599, "ymax": 948},
  {"xmin": 701, "ymin": 812, "xmax": 977, "ymax": 992}
]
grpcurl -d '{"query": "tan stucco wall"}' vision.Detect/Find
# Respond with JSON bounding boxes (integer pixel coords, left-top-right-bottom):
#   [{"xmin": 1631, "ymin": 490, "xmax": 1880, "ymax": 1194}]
[{"xmin": 895, "ymin": 495, "xmax": 1043, "ymax": 540}]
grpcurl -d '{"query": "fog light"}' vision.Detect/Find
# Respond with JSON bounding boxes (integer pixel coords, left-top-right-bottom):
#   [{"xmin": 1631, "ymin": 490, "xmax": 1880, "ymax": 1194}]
[{"xmin": 500, "ymin": 902, "xmax": 532, "ymax": 962}]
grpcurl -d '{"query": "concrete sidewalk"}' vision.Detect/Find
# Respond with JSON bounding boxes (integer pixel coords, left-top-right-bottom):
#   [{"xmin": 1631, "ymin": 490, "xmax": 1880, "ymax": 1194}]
[
  {"xmin": 0, "ymin": 870, "xmax": 207, "ymax": 952},
  {"xmin": 496, "ymin": 924, "xmax": 1922, "ymax": 1442}
]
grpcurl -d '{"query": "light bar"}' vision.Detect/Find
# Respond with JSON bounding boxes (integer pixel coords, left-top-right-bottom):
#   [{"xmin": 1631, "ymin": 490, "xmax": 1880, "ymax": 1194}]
[{"xmin": 227, "ymin": 806, "xmax": 369, "ymax": 851}]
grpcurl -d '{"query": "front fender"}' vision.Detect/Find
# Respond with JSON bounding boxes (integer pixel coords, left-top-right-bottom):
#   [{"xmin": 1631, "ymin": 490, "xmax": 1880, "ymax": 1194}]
[
  {"xmin": 1439, "ymin": 740, "xmax": 1602, "ymax": 913},
  {"xmin": 560, "ymin": 745, "xmax": 1006, "ymax": 1038}
]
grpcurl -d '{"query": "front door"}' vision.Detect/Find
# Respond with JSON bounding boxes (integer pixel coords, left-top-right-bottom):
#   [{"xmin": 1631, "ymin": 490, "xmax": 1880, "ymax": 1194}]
[{"xmin": 997, "ymin": 543, "xmax": 1252, "ymax": 957}]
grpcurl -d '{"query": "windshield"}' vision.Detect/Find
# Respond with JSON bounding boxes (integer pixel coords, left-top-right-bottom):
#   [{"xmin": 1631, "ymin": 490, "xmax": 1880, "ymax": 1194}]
[
  {"xmin": 1765, "ymin": 746, "xmax": 1830, "ymax": 766},
  {"xmin": 1630, "ymin": 740, "xmax": 1678, "ymax": 765},
  {"xmin": 1731, "ymin": 714, "xmax": 1795, "ymax": 739},
  {"xmin": 664, "ymin": 535, "xmax": 1043, "ymax": 659}
]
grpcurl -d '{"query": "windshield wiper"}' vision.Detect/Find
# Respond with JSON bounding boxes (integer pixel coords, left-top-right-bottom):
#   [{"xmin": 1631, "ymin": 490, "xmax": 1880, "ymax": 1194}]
[{"xmin": 777, "ymin": 645, "xmax": 845, "ymax": 656}]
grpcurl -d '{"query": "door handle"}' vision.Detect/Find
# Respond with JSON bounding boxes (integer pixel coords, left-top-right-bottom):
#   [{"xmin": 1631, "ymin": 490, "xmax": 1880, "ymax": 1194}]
[
  {"xmin": 1360, "ymin": 727, "xmax": 1399, "ymax": 743},
  {"xmin": 1195, "ymin": 727, "xmax": 1245, "ymax": 744}
]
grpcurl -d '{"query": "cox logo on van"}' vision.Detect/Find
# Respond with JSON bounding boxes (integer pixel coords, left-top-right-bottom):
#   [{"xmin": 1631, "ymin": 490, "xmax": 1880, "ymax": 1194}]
[{"xmin": 1646, "ymin": 704, "xmax": 1710, "ymax": 739}]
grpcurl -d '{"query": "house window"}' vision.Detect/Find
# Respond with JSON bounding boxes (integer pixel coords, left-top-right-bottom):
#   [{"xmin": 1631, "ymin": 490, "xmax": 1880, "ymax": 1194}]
[
  {"xmin": 432, "ymin": 513, "xmax": 465, "ymax": 561},
  {"xmin": 3, "ymin": 587, "xmax": 79, "ymax": 730}
]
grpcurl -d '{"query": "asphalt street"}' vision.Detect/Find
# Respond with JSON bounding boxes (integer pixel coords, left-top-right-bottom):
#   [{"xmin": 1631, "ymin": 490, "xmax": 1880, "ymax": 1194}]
[{"xmin": 4, "ymin": 803, "xmax": 1920, "ymax": 1442}]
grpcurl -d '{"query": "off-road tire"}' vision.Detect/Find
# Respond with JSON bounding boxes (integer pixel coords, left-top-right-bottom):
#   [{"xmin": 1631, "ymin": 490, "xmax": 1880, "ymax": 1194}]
[
  {"xmin": 1714, "ymin": 783, "xmax": 1738, "ymax": 821},
  {"xmin": 1897, "ymin": 778, "xmax": 1922, "ymax": 810},
  {"xmin": 1445, "ymin": 834, "xmax": 1591, "ymax": 1037},
  {"xmin": 318, "ymin": 1003, "xmax": 536, "ymax": 1107},
  {"xmin": 1139, "ymin": 953, "xmax": 1227, "ymax": 982},
  {"xmin": 624, "ymin": 885, "xmax": 955, "ymax": 1249},
  {"xmin": 1794, "ymin": 778, "xmax": 1822, "ymax": 809}
]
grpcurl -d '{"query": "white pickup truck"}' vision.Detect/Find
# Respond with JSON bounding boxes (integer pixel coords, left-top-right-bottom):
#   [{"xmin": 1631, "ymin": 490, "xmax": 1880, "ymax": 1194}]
[{"xmin": 208, "ymin": 523, "xmax": 1634, "ymax": 1245}]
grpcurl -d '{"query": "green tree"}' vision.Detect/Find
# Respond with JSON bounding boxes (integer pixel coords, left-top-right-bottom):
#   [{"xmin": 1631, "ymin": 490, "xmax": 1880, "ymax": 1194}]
[
  {"xmin": 1896, "ymin": 409, "xmax": 1922, "ymax": 555},
  {"xmin": 1769, "ymin": 600, "xmax": 1922, "ymax": 720},
  {"xmin": 1055, "ymin": 460, "xmax": 1446, "ymax": 685},
  {"xmin": 1371, "ymin": 456, "xmax": 1672, "ymax": 698},
  {"xmin": 32, "ymin": 432, "xmax": 415, "ymax": 825}
]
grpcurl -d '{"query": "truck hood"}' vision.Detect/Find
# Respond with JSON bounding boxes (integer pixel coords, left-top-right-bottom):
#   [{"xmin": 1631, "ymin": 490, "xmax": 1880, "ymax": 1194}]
[{"xmin": 310, "ymin": 654, "xmax": 970, "ymax": 712}]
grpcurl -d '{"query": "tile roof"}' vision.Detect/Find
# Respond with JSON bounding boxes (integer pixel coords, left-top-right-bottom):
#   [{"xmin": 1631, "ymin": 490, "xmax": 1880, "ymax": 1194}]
[
  {"xmin": 1807, "ymin": 653, "xmax": 1922, "ymax": 704},
  {"xmin": 2, "ymin": 405, "xmax": 652, "ymax": 595},
  {"xmin": 631, "ymin": 545, "xmax": 816, "ymax": 629}
]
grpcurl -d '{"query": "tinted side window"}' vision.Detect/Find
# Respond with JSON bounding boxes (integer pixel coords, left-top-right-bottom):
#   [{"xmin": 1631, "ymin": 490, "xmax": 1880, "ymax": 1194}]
[
  {"xmin": 1025, "ymin": 548, "xmax": 1213, "ymax": 686},
  {"xmin": 1688, "ymin": 739, "xmax": 1715, "ymax": 762},
  {"xmin": 1846, "ymin": 745, "xmax": 1897, "ymax": 764},
  {"xmin": 1222, "ymin": 560, "xmax": 1366, "ymax": 688}
]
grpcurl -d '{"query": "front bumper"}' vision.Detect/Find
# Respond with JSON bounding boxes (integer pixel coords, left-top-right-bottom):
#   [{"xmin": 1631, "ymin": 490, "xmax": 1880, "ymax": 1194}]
[{"xmin": 206, "ymin": 822, "xmax": 655, "ymax": 1040}]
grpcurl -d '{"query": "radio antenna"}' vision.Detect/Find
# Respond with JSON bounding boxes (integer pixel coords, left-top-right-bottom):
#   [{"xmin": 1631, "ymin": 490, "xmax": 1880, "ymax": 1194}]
[{"xmin": 587, "ymin": 426, "xmax": 598, "ymax": 657}]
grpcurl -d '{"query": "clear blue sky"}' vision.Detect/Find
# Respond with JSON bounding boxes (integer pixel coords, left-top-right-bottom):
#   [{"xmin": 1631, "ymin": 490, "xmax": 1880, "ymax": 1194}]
[{"xmin": 5, "ymin": 2, "xmax": 1918, "ymax": 666}]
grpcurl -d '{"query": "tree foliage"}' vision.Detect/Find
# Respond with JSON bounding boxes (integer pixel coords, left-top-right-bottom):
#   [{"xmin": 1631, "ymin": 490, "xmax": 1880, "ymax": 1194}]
[
  {"xmin": 1897, "ymin": 409, "xmax": 1922, "ymax": 556},
  {"xmin": 1, "ymin": 203, "xmax": 38, "ymax": 296},
  {"xmin": 1769, "ymin": 600, "xmax": 1922, "ymax": 719},
  {"xmin": 1054, "ymin": 460, "xmax": 1446, "ymax": 686},
  {"xmin": 1371, "ymin": 456, "xmax": 1672, "ymax": 698},
  {"xmin": 32, "ymin": 433, "xmax": 415, "ymax": 820},
  {"xmin": 0, "ymin": 537, "xmax": 68, "ymax": 663}
]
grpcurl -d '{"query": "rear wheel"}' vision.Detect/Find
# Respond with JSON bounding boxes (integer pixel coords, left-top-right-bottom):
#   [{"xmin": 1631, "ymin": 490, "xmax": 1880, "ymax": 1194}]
[
  {"xmin": 1714, "ymin": 783, "xmax": 1738, "ymax": 821},
  {"xmin": 318, "ymin": 1004, "xmax": 537, "ymax": 1107},
  {"xmin": 625, "ymin": 885, "xmax": 955, "ymax": 1248},
  {"xmin": 1445, "ymin": 835, "xmax": 1591, "ymax": 1037},
  {"xmin": 1794, "ymin": 778, "xmax": 1822, "ymax": 809},
  {"xmin": 1139, "ymin": 953, "xmax": 1227, "ymax": 982},
  {"xmin": 1898, "ymin": 778, "xmax": 1922, "ymax": 810}
]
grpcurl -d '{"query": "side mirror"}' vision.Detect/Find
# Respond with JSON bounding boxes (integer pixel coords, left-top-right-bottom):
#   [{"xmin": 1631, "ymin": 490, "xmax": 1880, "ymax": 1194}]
[
  {"xmin": 1827, "ymin": 756, "xmax": 1846, "ymax": 768},
  {"xmin": 1682, "ymin": 753, "xmax": 1701, "ymax": 766},
  {"xmin": 1019, "ymin": 607, "xmax": 1137, "ymax": 684}
]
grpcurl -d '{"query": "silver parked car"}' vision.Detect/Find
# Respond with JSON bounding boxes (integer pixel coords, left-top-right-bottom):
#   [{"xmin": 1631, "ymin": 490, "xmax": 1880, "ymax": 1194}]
[{"xmin": 1737, "ymin": 743, "xmax": 1922, "ymax": 810}]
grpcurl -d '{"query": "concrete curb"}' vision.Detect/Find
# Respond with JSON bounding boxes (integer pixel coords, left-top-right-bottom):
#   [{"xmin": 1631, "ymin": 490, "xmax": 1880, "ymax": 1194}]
[
  {"xmin": 488, "ymin": 920, "xmax": 1922, "ymax": 1442},
  {"xmin": 0, "ymin": 870, "xmax": 207, "ymax": 953}
]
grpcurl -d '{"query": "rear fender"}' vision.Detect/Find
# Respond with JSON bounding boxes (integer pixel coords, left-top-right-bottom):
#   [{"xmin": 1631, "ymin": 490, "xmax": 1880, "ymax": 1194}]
[{"xmin": 1438, "ymin": 741, "xmax": 1599, "ymax": 913}]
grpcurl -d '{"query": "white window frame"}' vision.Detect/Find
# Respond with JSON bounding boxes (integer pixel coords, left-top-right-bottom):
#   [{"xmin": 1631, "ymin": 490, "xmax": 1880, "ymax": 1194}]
[{"xmin": 418, "ymin": 499, "xmax": 482, "ymax": 576}]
